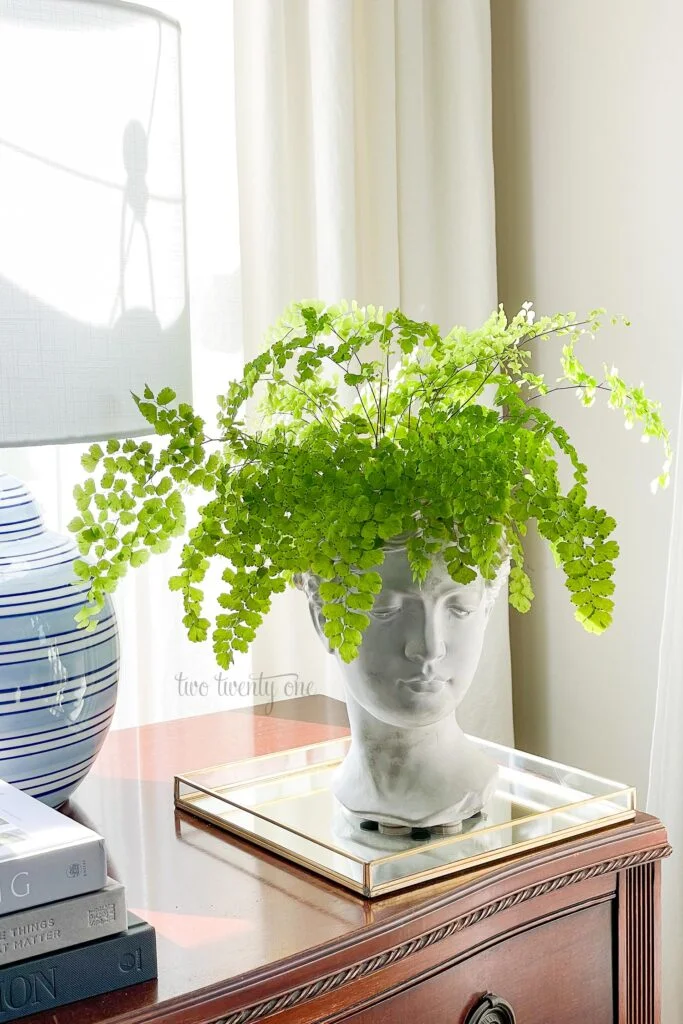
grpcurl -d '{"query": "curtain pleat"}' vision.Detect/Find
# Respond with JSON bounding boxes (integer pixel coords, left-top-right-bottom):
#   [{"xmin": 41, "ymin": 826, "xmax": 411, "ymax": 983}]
[
  {"xmin": 1, "ymin": 0, "xmax": 513, "ymax": 746},
  {"xmin": 233, "ymin": 0, "xmax": 514, "ymax": 743},
  {"xmin": 647, "ymin": 381, "xmax": 683, "ymax": 1021}
]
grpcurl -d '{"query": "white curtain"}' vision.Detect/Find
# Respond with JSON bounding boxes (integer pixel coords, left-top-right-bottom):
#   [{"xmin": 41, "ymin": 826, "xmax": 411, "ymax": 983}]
[
  {"xmin": 647, "ymin": 384, "xmax": 683, "ymax": 1023},
  {"xmin": 1, "ymin": 0, "xmax": 513, "ymax": 745},
  {"xmin": 0, "ymin": 0, "xmax": 251, "ymax": 729},
  {"xmin": 233, "ymin": 0, "xmax": 514, "ymax": 743}
]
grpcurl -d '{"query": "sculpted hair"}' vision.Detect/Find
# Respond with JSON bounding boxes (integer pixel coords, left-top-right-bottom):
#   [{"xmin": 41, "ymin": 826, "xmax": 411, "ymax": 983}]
[{"xmin": 295, "ymin": 539, "xmax": 510, "ymax": 614}]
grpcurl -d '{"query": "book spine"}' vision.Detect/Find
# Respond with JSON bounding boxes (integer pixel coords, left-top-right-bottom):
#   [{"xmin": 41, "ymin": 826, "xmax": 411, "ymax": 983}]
[
  {"xmin": 0, "ymin": 839, "xmax": 106, "ymax": 915},
  {"xmin": 0, "ymin": 921, "xmax": 156, "ymax": 1021},
  {"xmin": 0, "ymin": 881, "xmax": 126, "ymax": 966}
]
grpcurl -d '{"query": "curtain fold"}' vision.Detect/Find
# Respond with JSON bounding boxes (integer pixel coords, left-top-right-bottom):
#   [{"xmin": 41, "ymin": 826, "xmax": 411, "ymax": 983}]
[
  {"xmin": 233, "ymin": 0, "xmax": 514, "ymax": 743},
  {"xmin": 1, "ymin": 0, "xmax": 513, "ymax": 746},
  {"xmin": 0, "ymin": 0, "xmax": 249, "ymax": 730},
  {"xmin": 647, "ymin": 382, "xmax": 683, "ymax": 1022}
]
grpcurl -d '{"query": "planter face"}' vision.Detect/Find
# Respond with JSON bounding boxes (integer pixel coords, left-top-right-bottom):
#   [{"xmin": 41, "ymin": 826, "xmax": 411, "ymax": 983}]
[{"xmin": 305, "ymin": 546, "xmax": 507, "ymax": 829}]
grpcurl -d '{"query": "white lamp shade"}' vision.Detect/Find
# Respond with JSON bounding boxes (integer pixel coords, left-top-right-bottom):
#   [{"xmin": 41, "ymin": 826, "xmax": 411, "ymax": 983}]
[{"xmin": 0, "ymin": 0, "xmax": 192, "ymax": 445}]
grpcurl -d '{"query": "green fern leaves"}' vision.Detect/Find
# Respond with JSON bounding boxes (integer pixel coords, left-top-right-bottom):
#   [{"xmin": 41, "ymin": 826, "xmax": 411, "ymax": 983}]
[{"xmin": 69, "ymin": 301, "xmax": 671, "ymax": 665}]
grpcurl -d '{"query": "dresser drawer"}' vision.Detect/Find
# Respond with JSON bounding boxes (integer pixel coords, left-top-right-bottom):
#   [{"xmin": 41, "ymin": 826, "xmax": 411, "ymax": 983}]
[{"xmin": 344, "ymin": 901, "xmax": 614, "ymax": 1024}]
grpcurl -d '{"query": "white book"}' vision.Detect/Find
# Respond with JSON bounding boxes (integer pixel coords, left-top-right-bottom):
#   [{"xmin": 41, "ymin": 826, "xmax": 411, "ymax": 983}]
[{"xmin": 0, "ymin": 781, "xmax": 106, "ymax": 915}]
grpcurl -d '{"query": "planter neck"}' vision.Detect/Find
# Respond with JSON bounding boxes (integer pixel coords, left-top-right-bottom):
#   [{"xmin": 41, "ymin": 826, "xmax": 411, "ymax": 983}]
[{"xmin": 332, "ymin": 692, "xmax": 497, "ymax": 828}]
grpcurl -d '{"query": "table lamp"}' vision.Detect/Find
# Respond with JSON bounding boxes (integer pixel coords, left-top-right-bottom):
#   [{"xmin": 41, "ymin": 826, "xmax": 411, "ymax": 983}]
[{"xmin": 0, "ymin": 0, "xmax": 191, "ymax": 806}]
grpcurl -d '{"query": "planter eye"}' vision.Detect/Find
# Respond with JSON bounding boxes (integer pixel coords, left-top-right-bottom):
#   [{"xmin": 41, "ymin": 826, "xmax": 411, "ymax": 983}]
[
  {"xmin": 447, "ymin": 605, "xmax": 473, "ymax": 620},
  {"xmin": 370, "ymin": 607, "xmax": 402, "ymax": 621}
]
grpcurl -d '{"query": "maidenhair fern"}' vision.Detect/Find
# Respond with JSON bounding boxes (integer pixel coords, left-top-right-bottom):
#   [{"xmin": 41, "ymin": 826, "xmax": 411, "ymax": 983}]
[{"xmin": 69, "ymin": 301, "xmax": 671, "ymax": 666}]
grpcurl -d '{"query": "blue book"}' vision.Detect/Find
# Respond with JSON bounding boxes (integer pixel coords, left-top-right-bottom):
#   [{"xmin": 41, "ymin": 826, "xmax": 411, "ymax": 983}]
[{"xmin": 0, "ymin": 912, "xmax": 156, "ymax": 1021}]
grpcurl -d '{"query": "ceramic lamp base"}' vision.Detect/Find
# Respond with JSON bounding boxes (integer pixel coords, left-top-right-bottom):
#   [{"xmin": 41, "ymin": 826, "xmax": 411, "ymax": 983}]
[{"xmin": 0, "ymin": 473, "xmax": 118, "ymax": 806}]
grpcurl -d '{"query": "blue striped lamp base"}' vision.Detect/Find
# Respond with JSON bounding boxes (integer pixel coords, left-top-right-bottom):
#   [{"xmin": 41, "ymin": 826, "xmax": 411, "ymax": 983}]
[{"xmin": 0, "ymin": 473, "xmax": 119, "ymax": 807}]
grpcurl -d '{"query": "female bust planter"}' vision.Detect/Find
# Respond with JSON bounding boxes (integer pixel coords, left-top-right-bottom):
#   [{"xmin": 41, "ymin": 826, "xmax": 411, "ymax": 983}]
[{"xmin": 300, "ymin": 543, "xmax": 509, "ymax": 835}]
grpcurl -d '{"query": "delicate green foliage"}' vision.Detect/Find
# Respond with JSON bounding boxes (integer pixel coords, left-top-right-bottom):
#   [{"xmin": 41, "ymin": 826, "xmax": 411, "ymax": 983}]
[{"xmin": 70, "ymin": 300, "xmax": 671, "ymax": 666}]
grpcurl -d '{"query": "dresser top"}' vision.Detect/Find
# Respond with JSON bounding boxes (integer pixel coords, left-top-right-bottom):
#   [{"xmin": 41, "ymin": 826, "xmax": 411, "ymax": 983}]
[{"xmin": 28, "ymin": 696, "xmax": 667, "ymax": 1024}]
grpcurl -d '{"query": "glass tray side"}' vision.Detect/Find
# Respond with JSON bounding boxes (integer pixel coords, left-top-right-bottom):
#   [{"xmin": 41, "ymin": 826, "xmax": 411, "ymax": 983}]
[{"xmin": 174, "ymin": 736, "xmax": 636, "ymax": 897}]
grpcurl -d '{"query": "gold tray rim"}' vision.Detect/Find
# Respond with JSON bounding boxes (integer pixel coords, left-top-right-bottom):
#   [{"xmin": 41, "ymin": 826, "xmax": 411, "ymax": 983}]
[{"xmin": 173, "ymin": 737, "xmax": 636, "ymax": 897}]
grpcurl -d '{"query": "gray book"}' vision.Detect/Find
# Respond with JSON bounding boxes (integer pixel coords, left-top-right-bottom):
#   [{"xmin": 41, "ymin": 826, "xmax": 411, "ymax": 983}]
[
  {"xmin": 0, "ymin": 781, "xmax": 106, "ymax": 914},
  {"xmin": 0, "ymin": 878, "xmax": 126, "ymax": 966},
  {"xmin": 0, "ymin": 912, "xmax": 156, "ymax": 1021}
]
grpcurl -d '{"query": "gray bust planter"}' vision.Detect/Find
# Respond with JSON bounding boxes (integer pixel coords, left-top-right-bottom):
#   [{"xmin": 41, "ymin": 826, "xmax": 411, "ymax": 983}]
[{"xmin": 302, "ymin": 543, "xmax": 508, "ymax": 832}]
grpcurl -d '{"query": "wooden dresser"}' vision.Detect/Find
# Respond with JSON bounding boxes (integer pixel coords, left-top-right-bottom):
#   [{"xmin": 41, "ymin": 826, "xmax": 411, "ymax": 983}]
[{"xmin": 36, "ymin": 697, "xmax": 668, "ymax": 1024}]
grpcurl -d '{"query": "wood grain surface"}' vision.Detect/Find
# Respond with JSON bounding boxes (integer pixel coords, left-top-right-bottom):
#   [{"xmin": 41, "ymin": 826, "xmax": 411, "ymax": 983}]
[{"xmin": 20, "ymin": 696, "xmax": 668, "ymax": 1024}]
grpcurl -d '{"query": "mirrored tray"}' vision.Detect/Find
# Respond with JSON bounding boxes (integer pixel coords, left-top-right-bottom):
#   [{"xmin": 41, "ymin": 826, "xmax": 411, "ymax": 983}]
[{"xmin": 174, "ymin": 736, "xmax": 635, "ymax": 897}]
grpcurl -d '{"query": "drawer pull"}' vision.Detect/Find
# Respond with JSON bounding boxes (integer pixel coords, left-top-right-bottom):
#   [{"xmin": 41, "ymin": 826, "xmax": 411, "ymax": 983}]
[{"xmin": 465, "ymin": 993, "xmax": 516, "ymax": 1024}]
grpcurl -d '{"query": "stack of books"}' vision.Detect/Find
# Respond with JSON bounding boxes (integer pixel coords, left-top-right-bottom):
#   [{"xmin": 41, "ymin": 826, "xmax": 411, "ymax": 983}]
[{"xmin": 0, "ymin": 780, "xmax": 156, "ymax": 1021}]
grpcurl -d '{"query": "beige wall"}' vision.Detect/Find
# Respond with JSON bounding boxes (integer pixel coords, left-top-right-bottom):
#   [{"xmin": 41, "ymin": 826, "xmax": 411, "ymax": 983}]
[{"xmin": 491, "ymin": 0, "xmax": 683, "ymax": 798}]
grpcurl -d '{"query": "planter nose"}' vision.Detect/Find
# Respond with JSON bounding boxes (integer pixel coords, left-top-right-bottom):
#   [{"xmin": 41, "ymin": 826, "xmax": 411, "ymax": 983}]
[
  {"xmin": 404, "ymin": 639, "xmax": 448, "ymax": 666},
  {"xmin": 403, "ymin": 611, "xmax": 447, "ymax": 665},
  {"xmin": 401, "ymin": 596, "xmax": 449, "ymax": 667}
]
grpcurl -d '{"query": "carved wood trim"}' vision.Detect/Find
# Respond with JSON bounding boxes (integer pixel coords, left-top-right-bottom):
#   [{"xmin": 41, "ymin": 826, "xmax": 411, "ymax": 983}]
[
  {"xmin": 213, "ymin": 843, "xmax": 672, "ymax": 1024},
  {"xmin": 618, "ymin": 858, "xmax": 662, "ymax": 1023}
]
